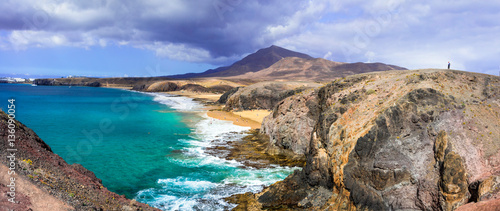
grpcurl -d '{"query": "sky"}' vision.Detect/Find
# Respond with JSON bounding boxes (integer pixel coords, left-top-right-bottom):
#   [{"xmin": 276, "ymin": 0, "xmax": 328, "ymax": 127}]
[{"xmin": 0, "ymin": 0, "xmax": 499, "ymax": 78}]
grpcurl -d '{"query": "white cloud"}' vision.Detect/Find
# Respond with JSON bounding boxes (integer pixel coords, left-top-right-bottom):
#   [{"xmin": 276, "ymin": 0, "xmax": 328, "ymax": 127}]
[
  {"xmin": 0, "ymin": 0, "xmax": 499, "ymax": 73},
  {"xmin": 142, "ymin": 42, "xmax": 238, "ymax": 64},
  {"xmin": 147, "ymin": 42, "xmax": 212, "ymax": 63},
  {"xmin": 270, "ymin": 1, "xmax": 500, "ymax": 73}
]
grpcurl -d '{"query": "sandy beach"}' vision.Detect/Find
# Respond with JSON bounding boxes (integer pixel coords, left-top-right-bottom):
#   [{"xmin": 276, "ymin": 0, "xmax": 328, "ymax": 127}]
[
  {"xmin": 233, "ymin": 109, "xmax": 271, "ymax": 124},
  {"xmin": 103, "ymin": 86, "xmax": 269, "ymax": 129},
  {"xmin": 162, "ymin": 90, "xmax": 271, "ymax": 129},
  {"xmin": 164, "ymin": 90, "xmax": 222, "ymax": 102},
  {"xmin": 206, "ymin": 109, "xmax": 263, "ymax": 129}
]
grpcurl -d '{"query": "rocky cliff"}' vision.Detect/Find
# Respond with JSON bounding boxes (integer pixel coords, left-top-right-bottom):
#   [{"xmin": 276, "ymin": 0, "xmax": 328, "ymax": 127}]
[
  {"xmin": 235, "ymin": 69, "xmax": 500, "ymax": 210},
  {"xmin": 0, "ymin": 111, "xmax": 159, "ymax": 210},
  {"xmin": 223, "ymin": 81, "xmax": 322, "ymax": 111}
]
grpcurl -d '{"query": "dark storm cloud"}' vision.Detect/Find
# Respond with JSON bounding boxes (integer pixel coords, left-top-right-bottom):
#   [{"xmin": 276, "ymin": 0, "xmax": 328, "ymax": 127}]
[
  {"xmin": 0, "ymin": 0, "xmax": 308, "ymax": 63},
  {"xmin": 1, "ymin": 0, "xmax": 500, "ymax": 74}
]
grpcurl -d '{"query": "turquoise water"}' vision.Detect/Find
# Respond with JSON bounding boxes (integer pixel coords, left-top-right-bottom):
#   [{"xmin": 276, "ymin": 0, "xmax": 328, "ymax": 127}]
[{"xmin": 0, "ymin": 83, "xmax": 298, "ymax": 210}]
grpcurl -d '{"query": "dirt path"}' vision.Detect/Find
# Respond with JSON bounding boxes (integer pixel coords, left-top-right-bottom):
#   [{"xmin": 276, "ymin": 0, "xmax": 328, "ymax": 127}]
[{"xmin": 0, "ymin": 164, "xmax": 74, "ymax": 211}]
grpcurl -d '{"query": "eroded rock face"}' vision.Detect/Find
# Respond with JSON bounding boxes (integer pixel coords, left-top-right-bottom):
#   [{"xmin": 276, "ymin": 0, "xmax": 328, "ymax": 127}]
[
  {"xmin": 218, "ymin": 86, "xmax": 242, "ymax": 104},
  {"xmin": 244, "ymin": 69, "xmax": 500, "ymax": 210},
  {"xmin": 224, "ymin": 81, "xmax": 321, "ymax": 111},
  {"xmin": 261, "ymin": 89, "xmax": 319, "ymax": 156},
  {"xmin": 440, "ymin": 151, "xmax": 468, "ymax": 210},
  {"xmin": 343, "ymin": 88, "xmax": 458, "ymax": 210}
]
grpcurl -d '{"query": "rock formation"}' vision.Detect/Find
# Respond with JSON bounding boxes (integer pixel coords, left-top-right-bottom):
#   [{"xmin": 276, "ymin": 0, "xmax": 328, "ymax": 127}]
[
  {"xmin": 234, "ymin": 69, "xmax": 500, "ymax": 210},
  {"xmin": 223, "ymin": 81, "xmax": 322, "ymax": 111},
  {"xmin": 0, "ymin": 111, "xmax": 159, "ymax": 210}
]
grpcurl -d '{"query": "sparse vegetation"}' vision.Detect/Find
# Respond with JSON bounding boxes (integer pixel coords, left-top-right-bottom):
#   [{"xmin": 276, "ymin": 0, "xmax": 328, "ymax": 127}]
[
  {"xmin": 366, "ymin": 89, "xmax": 376, "ymax": 95},
  {"xmin": 23, "ymin": 159, "xmax": 33, "ymax": 165}
]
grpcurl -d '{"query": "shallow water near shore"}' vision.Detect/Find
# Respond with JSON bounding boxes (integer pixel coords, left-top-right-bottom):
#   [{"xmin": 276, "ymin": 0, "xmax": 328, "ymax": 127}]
[{"xmin": 0, "ymin": 83, "xmax": 298, "ymax": 210}]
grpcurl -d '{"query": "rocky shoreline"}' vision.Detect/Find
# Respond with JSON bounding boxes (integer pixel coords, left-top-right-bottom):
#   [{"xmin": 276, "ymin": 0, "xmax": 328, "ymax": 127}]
[
  {"xmin": 5, "ymin": 69, "xmax": 500, "ymax": 210},
  {"xmin": 0, "ymin": 111, "xmax": 160, "ymax": 210},
  {"xmin": 205, "ymin": 129, "xmax": 306, "ymax": 169},
  {"xmin": 225, "ymin": 69, "xmax": 500, "ymax": 210}
]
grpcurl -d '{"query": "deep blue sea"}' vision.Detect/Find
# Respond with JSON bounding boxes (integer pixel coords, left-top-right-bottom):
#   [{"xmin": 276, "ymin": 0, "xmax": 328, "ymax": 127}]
[{"xmin": 0, "ymin": 83, "xmax": 298, "ymax": 210}]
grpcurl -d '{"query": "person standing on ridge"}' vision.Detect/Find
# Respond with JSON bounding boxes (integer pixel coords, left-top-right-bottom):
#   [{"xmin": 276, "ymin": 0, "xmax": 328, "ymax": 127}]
[{"xmin": 448, "ymin": 61, "xmax": 450, "ymax": 69}]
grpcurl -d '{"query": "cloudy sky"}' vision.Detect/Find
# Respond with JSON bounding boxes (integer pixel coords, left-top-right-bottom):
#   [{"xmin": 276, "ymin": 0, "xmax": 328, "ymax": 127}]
[{"xmin": 0, "ymin": 0, "xmax": 499, "ymax": 78}]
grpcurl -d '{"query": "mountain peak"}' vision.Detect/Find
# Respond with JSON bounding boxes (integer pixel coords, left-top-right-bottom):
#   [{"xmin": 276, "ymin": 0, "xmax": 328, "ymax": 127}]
[
  {"xmin": 169, "ymin": 45, "xmax": 313, "ymax": 78},
  {"xmin": 167, "ymin": 45, "xmax": 405, "ymax": 79}
]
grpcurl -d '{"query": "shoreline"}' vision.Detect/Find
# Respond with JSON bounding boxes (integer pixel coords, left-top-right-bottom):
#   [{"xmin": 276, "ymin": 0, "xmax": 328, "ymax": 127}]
[
  {"xmin": 106, "ymin": 86, "xmax": 269, "ymax": 129},
  {"xmin": 160, "ymin": 90, "xmax": 270, "ymax": 129}
]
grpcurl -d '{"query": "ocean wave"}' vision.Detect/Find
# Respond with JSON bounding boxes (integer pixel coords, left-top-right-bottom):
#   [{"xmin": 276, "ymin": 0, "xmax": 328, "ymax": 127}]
[
  {"xmin": 135, "ymin": 189, "xmax": 198, "ymax": 211},
  {"xmin": 147, "ymin": 92, "xmax": 202, "ymax": 112},
  {"xmin": 134, "ymin": 93, "xmax": 298, "ymax": 211},
  {"xmin": 158, "ymin": 177, "xmax": 219, "ymax": 193},
  {"xmin": 222, "ymin": 166, "xmax": 301, "ymax": 187}
]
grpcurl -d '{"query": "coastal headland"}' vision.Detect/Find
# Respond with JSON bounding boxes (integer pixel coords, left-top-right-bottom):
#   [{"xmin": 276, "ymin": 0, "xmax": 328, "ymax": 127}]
[{"xmin": 7, "ymin": 45, "xmax": 500, "ymax": 210}]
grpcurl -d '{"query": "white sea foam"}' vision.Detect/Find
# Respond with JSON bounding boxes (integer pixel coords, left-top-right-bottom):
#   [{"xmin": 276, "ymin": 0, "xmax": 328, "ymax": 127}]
[
  {"xmin": 135, "ymin": 93, "xmax": 299, "ymax": 210},
  {"xmin": 148, "ymin": 92, "xmax": 202, "ymax": 111},
  {"xmin": 222, "ymin": 166, "xmax": 301, "ymax": 187},
  {"xmin": 136, "ymin": 190, "xmax": 198, "ymax": 211},
  {"xmin": 158, "ymin": 177, "xmax": 219, "ymax": 192}
]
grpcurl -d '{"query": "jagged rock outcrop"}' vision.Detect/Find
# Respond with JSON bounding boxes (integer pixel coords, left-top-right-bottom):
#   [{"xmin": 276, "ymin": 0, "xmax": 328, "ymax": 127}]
[
  {"xmin": 224, "ymin": 81, "xmax": 321, "ymax": 111},
  {"xmin": 218, "ymin": 86, "xmax": 243, "ymax": 104},
  {"xmin": 0, "ymin": 111, "xmax": 159, "ymax": 210},
  {"xmin": 261, "ymin": 88, "xmax": 319, "ymax": 156},
  {"xmin": 236, "ymin": 69, "xmax": 500, "ymax": 210}
]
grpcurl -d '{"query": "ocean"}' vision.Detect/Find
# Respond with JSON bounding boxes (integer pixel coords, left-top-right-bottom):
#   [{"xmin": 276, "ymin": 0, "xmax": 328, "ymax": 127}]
[{"xmin": 0, "ymin": 83, "xmax": 298, "ymax": 210}]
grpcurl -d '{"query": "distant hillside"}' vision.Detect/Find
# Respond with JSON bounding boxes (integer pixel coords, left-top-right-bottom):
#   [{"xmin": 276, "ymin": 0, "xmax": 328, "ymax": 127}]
[
  {"xmin": 168, "ymin": 45, "xmax": 313, "ymax": 78},
  {"xmin": 169, "ymin": 45, "xmax": 406, "ymax": 81},
  {"xmin": 231, "ymin": 57, "xmax": 406, "ymax": 81}
]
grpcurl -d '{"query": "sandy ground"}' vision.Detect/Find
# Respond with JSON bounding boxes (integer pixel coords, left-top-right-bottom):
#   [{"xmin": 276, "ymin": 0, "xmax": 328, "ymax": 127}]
[
  {"xmin": 233, "ymin": 110, "xmax": 271, "ymax": 123},
  {"xmin": 0, "ymin": 164, "xmax": 73, "ymax": 210},
  {"xmin": 163, "ymin": 91, "xmax": 271, "ymax": 129},
  {"xmin": 164, "ymin": 91, "xmax": 222, "ymax": 102},
  {"xmin": 207, "ymin": 109, "xmax": 263, "ymax": 129}
]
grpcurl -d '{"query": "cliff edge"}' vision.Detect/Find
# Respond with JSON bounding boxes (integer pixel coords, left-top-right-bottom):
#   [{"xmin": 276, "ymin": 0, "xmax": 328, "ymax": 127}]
[
  {"xmin": 234, "ymin": 69, "xmax": 500, "ymax": 210},
  {"xmin": 0, "ymin": 111, "xmax": 159, "ymax": 210}
]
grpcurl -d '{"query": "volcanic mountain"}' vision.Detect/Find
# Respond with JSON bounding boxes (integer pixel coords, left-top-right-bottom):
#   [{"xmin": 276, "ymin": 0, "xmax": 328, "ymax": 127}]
[
  {"xmin": 168, "ymin": 45, "xmax": 407, "ymax": 80},
  {"xmin": 231, "ymin": 57, "xmax": 405, "ymax": 81},
  {"xmin": 168, "ymin": 45, "xmax": 313, "ymax": 78}
]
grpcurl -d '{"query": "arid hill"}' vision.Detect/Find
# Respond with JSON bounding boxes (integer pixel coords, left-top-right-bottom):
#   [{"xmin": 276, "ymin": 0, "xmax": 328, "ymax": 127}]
[
  {"xmin": 231, "ymin": 57, "xmax": 405, "ymax": 81},
  {"xmin": 230, "ymin": 69, "xmax": 500, "ymax": 210},
  {"xmin": 169, "ymin": 45, "xmax": 406, "ymax": 81},
  {"xmin": 168, "ymin": 45, "xmax": 314, "ymax": 78}
]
